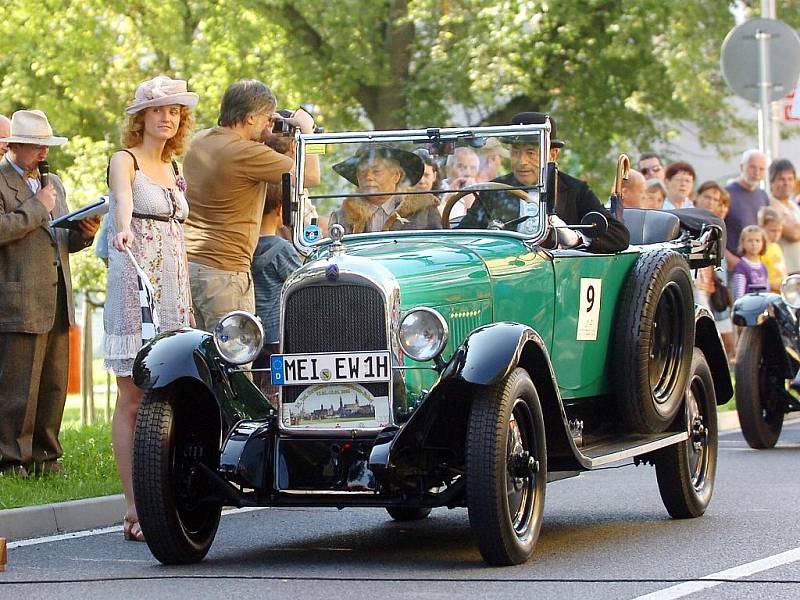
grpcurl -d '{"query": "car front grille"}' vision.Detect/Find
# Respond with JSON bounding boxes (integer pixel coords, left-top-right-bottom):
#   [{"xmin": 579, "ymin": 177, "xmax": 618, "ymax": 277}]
[{"xmin": 282, "ymin": 283, "xmax": 389, "ymax": 405}]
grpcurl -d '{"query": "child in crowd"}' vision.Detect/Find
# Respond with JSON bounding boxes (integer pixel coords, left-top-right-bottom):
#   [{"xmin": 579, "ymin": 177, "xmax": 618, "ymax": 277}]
[
  {"xmin": 251, "ymin": 189, "xmax": 303, "ymax": 397},
  {"xmin": 732, "ymin": 225, "xmax": 769, "ymax": 300},
  {"xmin": 643, "ymin": 178, "xmax": 667, "ymax": 209},
  {"xmin": 758, "ymin": 206, "xmax": 787, "ymax": 292}
]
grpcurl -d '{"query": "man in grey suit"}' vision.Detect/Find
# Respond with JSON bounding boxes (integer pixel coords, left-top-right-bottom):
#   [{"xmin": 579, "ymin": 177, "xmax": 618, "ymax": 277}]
[{"xmin": 0, "ymin": 110, "xmax": 99, "ymax": 477}]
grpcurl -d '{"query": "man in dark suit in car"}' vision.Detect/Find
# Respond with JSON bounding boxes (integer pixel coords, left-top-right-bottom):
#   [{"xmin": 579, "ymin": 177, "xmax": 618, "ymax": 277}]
[{"xmin": 458, "ymin": 112, "xmax": 629, "ymax": 254}]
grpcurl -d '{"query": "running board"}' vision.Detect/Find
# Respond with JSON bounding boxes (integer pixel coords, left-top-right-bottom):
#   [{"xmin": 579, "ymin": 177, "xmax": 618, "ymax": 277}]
[{"xmin": 578, "ymin": 431, "xmax": 688, "ymax": 468}]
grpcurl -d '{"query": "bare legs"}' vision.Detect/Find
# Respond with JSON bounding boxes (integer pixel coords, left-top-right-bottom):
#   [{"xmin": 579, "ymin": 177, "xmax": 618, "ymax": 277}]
[
  {"xmin": 721, "ymin": 331, "xmax": 736, "ymax": 363},
  {"xmin": 112, "ymin": 375, "xmax": 145, "ymax": 540}
]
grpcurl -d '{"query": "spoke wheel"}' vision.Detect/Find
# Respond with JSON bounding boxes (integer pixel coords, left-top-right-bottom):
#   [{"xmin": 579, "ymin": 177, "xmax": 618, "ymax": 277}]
[
  {"xmin": 735, "ymin": 327, "xmax": 784, "ymax": 449},
  {"xmin": 134, "ymin": 384, "xmax": 222, "ymax": 565},
  {"xmin": 466, "ymin": 368, "xmax": 546, "ymax": 566},
  {"xmin": 654, "ymin": 350, "xmax": 718, "ymax": 518},
  {"xmin": 649, "ymin": 282, "xmax": 686, "ymax": 416}
]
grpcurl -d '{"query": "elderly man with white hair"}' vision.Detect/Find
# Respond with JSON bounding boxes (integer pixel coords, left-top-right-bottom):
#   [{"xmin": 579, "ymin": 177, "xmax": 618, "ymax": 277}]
[
  {"xmin": 443, "ymin": 146, "xmax": 480, "ymax": 220},
  {"xmin": 724, "ymin": 149, "xmax": 769, "ymax": 270}
]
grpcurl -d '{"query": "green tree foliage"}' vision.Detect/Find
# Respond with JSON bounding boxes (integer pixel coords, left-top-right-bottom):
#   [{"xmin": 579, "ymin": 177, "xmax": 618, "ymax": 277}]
[{"xmin": 0, "ymin": 0, "xmax": 785, "ymax": 287}]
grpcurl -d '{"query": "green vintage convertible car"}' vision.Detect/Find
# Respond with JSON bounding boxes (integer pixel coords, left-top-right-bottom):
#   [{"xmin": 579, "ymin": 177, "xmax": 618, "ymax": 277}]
[{"xmin": 131, "ymin": 121, "xmax": 732, "ymax": 567}]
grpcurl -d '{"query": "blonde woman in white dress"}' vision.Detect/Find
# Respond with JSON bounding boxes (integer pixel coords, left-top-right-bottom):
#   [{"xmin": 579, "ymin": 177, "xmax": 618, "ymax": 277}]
[{"xmin": 104, "ymin": 76, "xmax": 198, "ymax": 542}]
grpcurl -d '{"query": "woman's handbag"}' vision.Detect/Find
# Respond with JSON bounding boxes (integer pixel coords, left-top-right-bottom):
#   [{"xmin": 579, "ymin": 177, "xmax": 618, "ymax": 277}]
[{"xmin": 710, "ymin": 280, "xmax": 732, "ymax": 312}]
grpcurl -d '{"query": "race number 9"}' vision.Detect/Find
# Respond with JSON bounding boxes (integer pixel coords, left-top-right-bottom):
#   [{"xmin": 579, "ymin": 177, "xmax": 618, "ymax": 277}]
[
  {"xmin": 577, "ymin": 278, "xmax": 602, "ymax": 341},
  {"xmin": 585, "ymin": 284, "xmax": 595, "ymax": 313}
]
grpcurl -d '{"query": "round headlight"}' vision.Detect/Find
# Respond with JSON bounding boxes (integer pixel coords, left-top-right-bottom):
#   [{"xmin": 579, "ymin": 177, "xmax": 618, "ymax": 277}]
[
  {"xmin": 213, "ymin": 311, "xmax": 264, "ymax": 365},
  {"xmin": 781, "ymin": 274, "xmax": 800, "ymax": 308},
  {"xmin": 398, "ymin": 307, "xmax": 449, "ymax": 362}
]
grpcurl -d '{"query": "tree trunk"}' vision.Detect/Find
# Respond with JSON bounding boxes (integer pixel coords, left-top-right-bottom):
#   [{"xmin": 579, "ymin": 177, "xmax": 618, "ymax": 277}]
[{"xmin": 355, "ymin": 0, "xmax": 414, "ymax": 130}]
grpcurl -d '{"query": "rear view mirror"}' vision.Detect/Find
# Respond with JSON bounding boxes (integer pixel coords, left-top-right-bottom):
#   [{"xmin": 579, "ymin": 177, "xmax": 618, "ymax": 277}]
[{"xmin": 580, "ymin": 211, "xmax": 608, "ymax": 238}]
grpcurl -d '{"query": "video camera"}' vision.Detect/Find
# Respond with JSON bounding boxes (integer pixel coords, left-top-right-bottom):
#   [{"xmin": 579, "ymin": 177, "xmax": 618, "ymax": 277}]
[{"xmin": 272, "ymin": 108, "xmax": 325, "ymax": 136}]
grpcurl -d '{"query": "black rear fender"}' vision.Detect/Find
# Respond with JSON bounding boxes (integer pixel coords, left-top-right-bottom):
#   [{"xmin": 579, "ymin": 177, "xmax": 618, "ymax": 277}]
[{"xmin": 694, "ymin": 308, "xmax": 733, "ymax": 405}]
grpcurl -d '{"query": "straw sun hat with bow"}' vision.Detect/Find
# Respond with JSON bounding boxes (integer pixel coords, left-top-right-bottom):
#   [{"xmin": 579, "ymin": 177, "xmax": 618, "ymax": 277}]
[{"xmin": 126, "ymin": 75, "xmax": 199, "ymax": 114}]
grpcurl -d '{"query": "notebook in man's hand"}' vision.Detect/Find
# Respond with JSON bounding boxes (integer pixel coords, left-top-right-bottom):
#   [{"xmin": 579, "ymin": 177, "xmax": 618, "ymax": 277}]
[{"xmin": 50, "ymin": 196, "xmax": 109, "ymax": 229}]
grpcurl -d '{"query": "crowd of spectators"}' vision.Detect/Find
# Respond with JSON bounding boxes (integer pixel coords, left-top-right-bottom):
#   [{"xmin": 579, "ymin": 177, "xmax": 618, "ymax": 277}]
[{"xmin": 622, "ymin": 148, "xmax": 800, "ymax": 361}]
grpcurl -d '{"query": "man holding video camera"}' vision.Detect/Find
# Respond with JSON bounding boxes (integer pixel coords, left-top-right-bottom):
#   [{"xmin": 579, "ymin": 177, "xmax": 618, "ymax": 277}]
[{"xmin": 183, "ymin": 80, "xmax": 320, "ymax": 332}]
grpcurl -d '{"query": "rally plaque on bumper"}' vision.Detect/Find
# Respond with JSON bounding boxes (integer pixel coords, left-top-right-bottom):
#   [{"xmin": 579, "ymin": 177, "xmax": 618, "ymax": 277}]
[{"xmin": 270, "ymin": 351, "xmax": 391, "ymax": 386}]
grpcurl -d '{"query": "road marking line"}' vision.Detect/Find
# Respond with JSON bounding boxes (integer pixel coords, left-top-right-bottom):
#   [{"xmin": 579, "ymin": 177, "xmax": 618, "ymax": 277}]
[
  {"xmin": 630, "ymin": 546, "xmax": 800, "ymax": 600},
  {"xmin": 7, "ymin": 506, "xmax": 268, "ymax": 549},
  {"xmin": 8, "ymin": 525, "xmax": 121, "ymax": 549}
]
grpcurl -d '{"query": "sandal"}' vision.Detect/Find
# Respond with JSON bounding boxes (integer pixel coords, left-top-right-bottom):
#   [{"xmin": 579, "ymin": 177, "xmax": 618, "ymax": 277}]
[{"xmin": 123, "ymin": 514, "xmax": 145, "ymax": 542}]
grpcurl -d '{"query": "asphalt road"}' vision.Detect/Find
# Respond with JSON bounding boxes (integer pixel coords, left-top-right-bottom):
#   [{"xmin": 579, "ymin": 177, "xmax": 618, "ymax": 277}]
[{"xmin": 3, "ymin": 422, "xmax": 799, "ymax": 600}]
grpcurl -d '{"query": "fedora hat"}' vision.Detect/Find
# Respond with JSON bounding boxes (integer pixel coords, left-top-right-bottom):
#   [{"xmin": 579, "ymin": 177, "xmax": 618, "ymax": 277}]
[
  {"xmin": 501, "ymin": 112, "xmax": 565, "ymax": 148},
  {"xmin": 0, "ymin": 110, "xmax": 67, "ymax": 146},
  {"xmin": 126, "ymin": 75, "xmax": 199, "ymax": 114},
  {"xmin": 334, "ymin": 145, "xmax": 425, "ymax": 187}
]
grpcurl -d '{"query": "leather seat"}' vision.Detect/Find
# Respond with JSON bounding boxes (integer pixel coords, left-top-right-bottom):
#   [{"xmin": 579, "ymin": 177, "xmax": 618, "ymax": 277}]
[{"xmin": 623, "ymin": 208, "xmax": 681, "ymax": 245}]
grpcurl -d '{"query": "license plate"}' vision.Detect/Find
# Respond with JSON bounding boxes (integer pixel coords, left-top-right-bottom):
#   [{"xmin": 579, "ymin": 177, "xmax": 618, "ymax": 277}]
[{"xmin": 270, "ymin": 351, "xmax": 391, "ymax": 385}]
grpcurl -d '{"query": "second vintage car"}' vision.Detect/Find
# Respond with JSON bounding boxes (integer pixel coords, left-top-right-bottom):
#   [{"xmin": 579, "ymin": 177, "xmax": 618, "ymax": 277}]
[
  {"xmin": 131, "ymin": 120, "xmax": 732, "ymax": 566},
  {"xmin": 733, "ymin": 276, "xmax": 800, "ymax": 448}
]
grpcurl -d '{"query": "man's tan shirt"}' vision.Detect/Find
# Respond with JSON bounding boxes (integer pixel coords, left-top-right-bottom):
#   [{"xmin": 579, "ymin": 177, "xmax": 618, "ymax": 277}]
[{"xmin": 183, "ymin": 127, "xmax": 293, "ymax": 272}]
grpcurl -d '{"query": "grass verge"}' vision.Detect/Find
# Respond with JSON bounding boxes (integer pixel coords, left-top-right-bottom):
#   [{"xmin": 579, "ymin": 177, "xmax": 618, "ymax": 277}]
[{"xmin": 0, "ymin": 421, "xmax": 121, "ymax": 510}]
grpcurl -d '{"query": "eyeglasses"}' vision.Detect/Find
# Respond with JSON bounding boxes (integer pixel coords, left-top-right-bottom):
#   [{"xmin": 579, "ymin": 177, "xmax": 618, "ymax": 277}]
[{"xmin": 641, "ymin": 165, "xmax": 663, "ymax": 175}]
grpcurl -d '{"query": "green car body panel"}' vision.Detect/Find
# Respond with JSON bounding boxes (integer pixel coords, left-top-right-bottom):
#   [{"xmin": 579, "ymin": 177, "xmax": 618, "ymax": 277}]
[{"xmin": 324, "ymin": 232, "xmax": 639, "ymax": 405}]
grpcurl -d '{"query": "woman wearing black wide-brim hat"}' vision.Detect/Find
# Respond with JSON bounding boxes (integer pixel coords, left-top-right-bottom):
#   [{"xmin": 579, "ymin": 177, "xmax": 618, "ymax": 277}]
[{"xmin": 328, "ymin": 145, "xmax": 442, "ymax": 234}]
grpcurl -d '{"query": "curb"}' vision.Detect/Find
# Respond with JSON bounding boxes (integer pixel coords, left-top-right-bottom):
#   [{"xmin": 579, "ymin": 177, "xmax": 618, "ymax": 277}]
[
  {"xmin": 0, "ymin": 411, "xmax": 746, "ymax": 543},
  {"xmin": 718, "ymin": 410, "xmax": 740, "ymax": 431},
  {"xmin": 0, "ymin": 494, "xmax": 125, "ymax": 542}
]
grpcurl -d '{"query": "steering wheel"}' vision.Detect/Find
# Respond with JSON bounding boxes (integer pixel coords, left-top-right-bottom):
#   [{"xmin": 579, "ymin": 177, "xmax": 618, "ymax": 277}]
[{"xmin": 441, "ymin": 182, "xmax": 533, "ymax": 229}]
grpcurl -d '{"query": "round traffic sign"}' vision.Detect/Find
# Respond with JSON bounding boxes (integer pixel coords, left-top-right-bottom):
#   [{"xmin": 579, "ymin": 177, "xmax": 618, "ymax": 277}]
[{"xmin": 721, "ymin": 18, "xmax": 800, "ymax": 103}]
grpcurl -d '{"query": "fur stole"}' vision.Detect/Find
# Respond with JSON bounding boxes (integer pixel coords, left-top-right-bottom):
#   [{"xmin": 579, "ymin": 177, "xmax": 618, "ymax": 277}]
[{"xmin": 342, "ymin": 193, "xmax": 439, "ymax": 233}]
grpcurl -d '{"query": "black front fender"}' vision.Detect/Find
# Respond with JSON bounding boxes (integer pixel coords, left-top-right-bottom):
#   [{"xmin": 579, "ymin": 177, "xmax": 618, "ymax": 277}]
[
  {"xmin": 732, "ymin": 292, "xmax": 783, "ymax": 327},
  {"xmin": 440, "ymin": 321, "xmax": 544, "ymax": 386},
  {"xmin": 133, "ymin": 328, "xmax": 276, "ymax": 435},
  {"xmin": 132, "ymin": 328, "xmax": 215, "ymax": 390},
  {"xmin": 370, "ymin": 322, "xmax": 585, "ymax": 482},
  {"xmin": 732, "ymin": 293, "xmax": 800, "ymax": 364}
]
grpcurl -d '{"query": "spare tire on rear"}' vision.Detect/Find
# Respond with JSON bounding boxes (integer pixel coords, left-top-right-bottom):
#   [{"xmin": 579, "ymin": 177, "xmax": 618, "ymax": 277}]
[{"xmin": 613, "ymin": 249, "xmax": 695, "ymax": 433}]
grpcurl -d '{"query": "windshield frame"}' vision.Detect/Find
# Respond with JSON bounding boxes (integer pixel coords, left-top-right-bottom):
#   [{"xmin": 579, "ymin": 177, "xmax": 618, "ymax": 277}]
[{"xmin": 291, "ymin": 122, "xmax": 553, "ymax": 252}]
